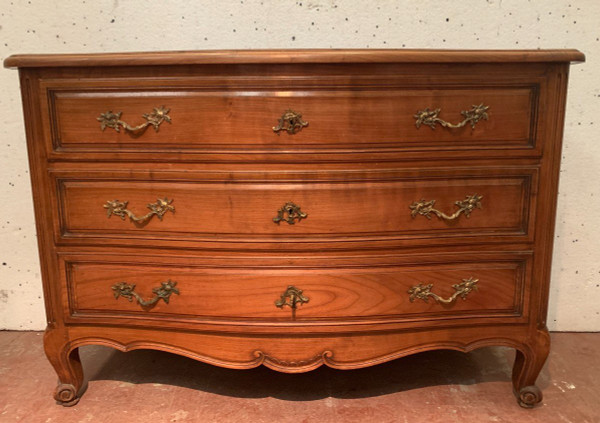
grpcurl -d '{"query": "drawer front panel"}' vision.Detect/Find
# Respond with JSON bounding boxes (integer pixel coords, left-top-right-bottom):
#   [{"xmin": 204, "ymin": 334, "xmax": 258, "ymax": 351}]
[
  {"xmin": 67, "ymin": 257, "xmax": 527, "ymax": 322},
  {"xmin": 56, "ymin": 170, "xmax": 534, "ymax": 245},
  {"xmin": 48, "ymin": 86, "xmax": 535, "ymax": 151}
]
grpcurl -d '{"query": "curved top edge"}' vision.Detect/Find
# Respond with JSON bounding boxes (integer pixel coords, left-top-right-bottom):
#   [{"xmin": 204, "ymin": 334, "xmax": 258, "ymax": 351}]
[{"xmin": 3, "ymin": 48, "xmax": 585, "ymax": 68}]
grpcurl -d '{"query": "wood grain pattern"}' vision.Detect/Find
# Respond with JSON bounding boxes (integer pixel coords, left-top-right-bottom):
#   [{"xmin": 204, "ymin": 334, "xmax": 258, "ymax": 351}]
[
  {"xmin": 36, "ymin": 62, "xmax": 554, "ymax": 162},
  {"xmin": 56, "ymin": 170, "xmax": 533, "ymax": 245},
  {"xmin": 55, "ymin": 249, "xmax": 533, "ymax": 334},
  {"xmin": 5, "ymin": 49, "xmax": 582, "ymax": 407},
  {"xmin": 49, "ymin": 86, "xmax": 534, "ymax": 149},
  {"xmin": 60, "ymin": 324, "xmax": 534, "ymax": 372},
  {"xmin": 68, "ymin": 258, "xmax": 524, "ymax": 321},
  {"xmin": 4, "ymin": 48, "xmax": 585, "ymax": 68}
]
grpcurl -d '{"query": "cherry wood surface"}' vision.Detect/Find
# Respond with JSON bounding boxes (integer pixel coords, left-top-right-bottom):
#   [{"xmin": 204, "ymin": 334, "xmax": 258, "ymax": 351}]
[
  {"xmin": 5, "ymin": 49, "xmax": 583, "ymax": 408},
  {"xmin": 37, "ymin": 63, "xmax": 548, "ymax": 161},
  {"xmin": 56, "ymin": 170, "xmax": 532, "ymax": 244},
  {"xmin": 50, "ymin": 86, "xmax": 533, "ymax": 149},
  {"xmin": 56, "ymin": 248, "xmax": 533, "ymax": 334},
  {"xmin": 48, "ymin": 165, "xmax": 537, "ymax": 251},
  {"xmin": 4, "ymin": 48, "xmax": 585, "ymax": 68},
  {"xmin": 68, "ymin": 258, "xmax": 524, "ymax": 320}
]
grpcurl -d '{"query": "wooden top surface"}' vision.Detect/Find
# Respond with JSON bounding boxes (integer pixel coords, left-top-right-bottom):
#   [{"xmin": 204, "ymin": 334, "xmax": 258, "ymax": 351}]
[{"xmin": 3, "ymin": 49, "xmax": 585, "ymax": 68}]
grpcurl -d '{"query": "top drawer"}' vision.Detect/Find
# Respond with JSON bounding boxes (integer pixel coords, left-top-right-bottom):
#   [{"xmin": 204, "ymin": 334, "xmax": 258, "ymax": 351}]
[{"xmin": 39, "ymin": 75, "xmax": 541, "ymax": 161}]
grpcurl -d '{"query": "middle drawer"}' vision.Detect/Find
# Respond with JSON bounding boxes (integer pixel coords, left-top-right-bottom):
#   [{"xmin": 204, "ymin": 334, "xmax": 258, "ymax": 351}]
[{"xmin": 52, "ymin": 167, "xmax": 536, "ymax": 249}]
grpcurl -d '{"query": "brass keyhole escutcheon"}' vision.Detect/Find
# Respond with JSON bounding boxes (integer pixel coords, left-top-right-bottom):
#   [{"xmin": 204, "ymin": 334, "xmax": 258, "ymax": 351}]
[
  {"xmin": 275, "ymin": 285, "xmax": 309, "ymax": 311},
  {"xmin": 273, "ymin": 202, "xmax": 307, "ymax": 225},
  {"xmin": 272, "ymin": 109, "xmax": 308, "ymax": 134}
]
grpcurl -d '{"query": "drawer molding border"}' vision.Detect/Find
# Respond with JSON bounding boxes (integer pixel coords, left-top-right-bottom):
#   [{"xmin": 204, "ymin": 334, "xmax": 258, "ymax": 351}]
[
  {"xmin": 42, "ymin": 81, "xmax": 541, "ymax": 158},
  {"xmin": 52, "ymin": 170, "xmax": 535, "ymax": 248},
  {"xmin": 62, "ymin": 254, "xmax": 528, "ymax": 328}
]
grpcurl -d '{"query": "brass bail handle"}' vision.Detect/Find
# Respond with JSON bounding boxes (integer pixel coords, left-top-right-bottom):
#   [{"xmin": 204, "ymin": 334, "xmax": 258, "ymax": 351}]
[
  {"xmin": 408, "ymin": 277, "xmax": 479, "ymax": 305},
  {"xmin": 104, "ymin": 197, "xmax": 175, "ymax": 226},
  {"xmin": 98, "ymin": 106, "xmax": 171, "ymax": 134},
  {"xmin": 409, "ymin": 194, "xmax": 482, "ymax": 221},
  {"xmin": 112, "ymin": 280, "xmax": 180, "ymax": 310},
  {"xmin": 414, "ymin": 104, "xmax": 489, "ymax": 130}
]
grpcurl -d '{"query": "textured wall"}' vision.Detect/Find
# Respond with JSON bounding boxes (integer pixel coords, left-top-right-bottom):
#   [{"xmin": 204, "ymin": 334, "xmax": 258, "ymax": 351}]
[{"xmin": 0, "ymin": 0, "xmax": 598, "ymax": 331}]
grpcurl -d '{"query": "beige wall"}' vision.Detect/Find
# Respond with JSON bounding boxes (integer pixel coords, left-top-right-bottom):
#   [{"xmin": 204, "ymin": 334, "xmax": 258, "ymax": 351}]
[{"xmin": 1, "ymin": 0, "xmax": 598, "ymax": 330}]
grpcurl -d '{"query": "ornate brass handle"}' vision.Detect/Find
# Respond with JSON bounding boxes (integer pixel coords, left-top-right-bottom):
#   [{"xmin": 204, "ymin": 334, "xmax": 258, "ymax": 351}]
[
  {"xmin": 272, "ymin": 109, "xmax": 308, "ymax": 134},
  {"xmin": 414, "ymin": 104, "xmax": 489, "ymax": 130},
  {"xmin": 275, "ymin": 285, "xmax": 309, "ymax": 309},
  {"xmin": 97, "ymin": 106, "xmax": 171, "ymax": 134},
  {"xmin": 112, "ymin": 280, "xmax": 179, "ymax": 308},
  {"xmin": 408, "ymin": 277, "xmax": 479, "ymax": 304},
  {"xmin": 409, "ymin": 194, "xmax": 482, "ymax": 221},
  {"xmin": 273, "ymin": 202, "xmax": 307, "ymax": 225},
  {"xmin": 104, "ymin": 197, "xmax": 175, "ymax": 225}
]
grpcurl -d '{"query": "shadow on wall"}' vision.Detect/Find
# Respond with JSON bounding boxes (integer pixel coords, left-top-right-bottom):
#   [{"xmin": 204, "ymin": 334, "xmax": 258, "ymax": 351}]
[{"xmin": 80, "ymin": 345, "xmax": 547, "ymax": 400}]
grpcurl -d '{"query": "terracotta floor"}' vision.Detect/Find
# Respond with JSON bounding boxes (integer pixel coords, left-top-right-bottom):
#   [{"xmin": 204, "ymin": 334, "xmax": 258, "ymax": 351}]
[{"xmin": 0, "ymin": 332, "xmax": 598, "ymax": 423}]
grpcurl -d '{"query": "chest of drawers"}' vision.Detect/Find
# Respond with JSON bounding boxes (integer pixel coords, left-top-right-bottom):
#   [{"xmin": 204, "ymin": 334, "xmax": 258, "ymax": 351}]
[{"xmin": 4, "ymin": 49, "xmax": 584, "ymax": 408}]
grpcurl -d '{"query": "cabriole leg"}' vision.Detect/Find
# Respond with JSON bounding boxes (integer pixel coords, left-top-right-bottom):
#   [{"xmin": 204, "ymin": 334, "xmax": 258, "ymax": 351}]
[
  {"xmin": 44, "ymin": 327, "xmax": 87, "ymax": 406},
  {"xmin": 512, "ymin": 328, "xmax": 550, "ymax": 408}
]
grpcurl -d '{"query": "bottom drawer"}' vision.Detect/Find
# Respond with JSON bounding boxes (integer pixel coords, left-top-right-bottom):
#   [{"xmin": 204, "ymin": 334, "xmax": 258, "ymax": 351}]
[{"xmin": 65, "ymin": 254, "xmax": 527, "ymax": 323}]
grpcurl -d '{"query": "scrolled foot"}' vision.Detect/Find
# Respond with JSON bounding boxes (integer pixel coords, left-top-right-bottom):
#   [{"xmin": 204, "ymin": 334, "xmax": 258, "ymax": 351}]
[
  {"xmin": 54, "ymin": 382, "xmax": 83, "ymax": 407},
  {"xmin": 517, "ymin": 385, "xmax": 542, "ymax": 408}
]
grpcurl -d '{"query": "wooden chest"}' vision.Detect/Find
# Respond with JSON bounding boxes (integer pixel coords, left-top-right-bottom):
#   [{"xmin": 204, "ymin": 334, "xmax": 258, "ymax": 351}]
[{"xmin": 4, "ymin": 49, "xmax": 584, "ymax": 407}]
